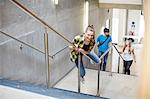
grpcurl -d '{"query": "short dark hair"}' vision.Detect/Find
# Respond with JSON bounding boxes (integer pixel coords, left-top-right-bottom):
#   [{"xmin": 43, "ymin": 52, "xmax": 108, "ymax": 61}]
[{"xmin": 104, "ymin": 28, "xmax": 109, "ymax": 33}]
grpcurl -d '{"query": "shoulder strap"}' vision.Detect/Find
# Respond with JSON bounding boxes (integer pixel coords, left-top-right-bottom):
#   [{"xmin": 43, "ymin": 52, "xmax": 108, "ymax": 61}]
[{"xmin": 98, "ymin": 36, "xmax": 109, "ymax": 47}]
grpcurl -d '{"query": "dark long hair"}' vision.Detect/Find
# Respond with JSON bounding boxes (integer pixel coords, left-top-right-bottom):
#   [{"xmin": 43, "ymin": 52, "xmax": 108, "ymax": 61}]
[{"xmin": 123, "ymin": 41, "xmax": 132, "ymax": 54}]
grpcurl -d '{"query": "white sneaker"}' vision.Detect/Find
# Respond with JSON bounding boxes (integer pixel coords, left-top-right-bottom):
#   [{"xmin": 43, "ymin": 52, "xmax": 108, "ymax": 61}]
[
  {"xmin": 90, "ymin": 59, "xmax": 94, "ymax": 64},
  {"xmin": 80, "ymin": 77, "xmax": 85, "ymax": 84}
]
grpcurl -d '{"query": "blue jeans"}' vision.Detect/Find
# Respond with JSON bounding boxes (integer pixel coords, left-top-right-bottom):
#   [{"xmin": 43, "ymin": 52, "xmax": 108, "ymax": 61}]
[
  {"xmin": 98, "ymin": 51, "xmax": 109, "ymax": 71},
  {"xmin": 75, "ymin": 51, "xmax": 100, "ymax": 78}
]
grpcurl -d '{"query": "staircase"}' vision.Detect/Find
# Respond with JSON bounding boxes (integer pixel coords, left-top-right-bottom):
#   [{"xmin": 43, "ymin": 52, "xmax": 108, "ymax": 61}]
[{"xmin": 0, "ymin": 78, "xmax": 106, "ymax": 99}]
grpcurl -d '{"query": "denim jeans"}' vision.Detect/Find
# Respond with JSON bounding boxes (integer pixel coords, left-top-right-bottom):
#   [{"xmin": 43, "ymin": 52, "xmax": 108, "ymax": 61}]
[
  {"xmin": 87, "ymin": 51, "xmax": 100, "ymax": 63},
  {"xmin": 75, "ymin": 51, "xmax": 100, "ymax": 78},
  {"xmin": 98, "ymin": 51, "xmax": 109, "ymax": 71},
  {"xmin": 123, "ymin": 60, "xmax": 133, "ymax": 75}
]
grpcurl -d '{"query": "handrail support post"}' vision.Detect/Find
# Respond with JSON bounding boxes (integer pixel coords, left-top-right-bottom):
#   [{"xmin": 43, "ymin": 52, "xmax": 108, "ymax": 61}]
[
  {"xmin": 78, "ymin": 53, "xmax": 81, "ymax": 93},
  {"xmin": 44, "ymin": 29, "xmax": 51, "ymax": 88}
]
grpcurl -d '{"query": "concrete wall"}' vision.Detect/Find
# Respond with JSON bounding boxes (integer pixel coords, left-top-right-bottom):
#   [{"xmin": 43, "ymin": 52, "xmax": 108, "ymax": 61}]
[
  {"xmin": 0, "ymin": 0, "xmax": 84, "ymax": 86},
  {"xmin": 0, "ymin": 5, "xmax": 1, "ymax": 28},
  {"xmin": 0, "ymin": 0, "xmax": 5, "ymax": 76},
  {"xmin": 118, "ymin": 9, "xmax": 127, "ymax": 45},
  {"xmin": 88, "ymin": 0, "xmax": 101, "ymax": 34},
  {"xmin": 0, "ymin": 0, "xmax": 111, "ymax": 86},
  {"xmin": 0, "ymin": 0, "xmax": 4, "ymax": 29},
  {"xmin": 111, "ymin": 9, "xmax": 127, "ymax": 45}
]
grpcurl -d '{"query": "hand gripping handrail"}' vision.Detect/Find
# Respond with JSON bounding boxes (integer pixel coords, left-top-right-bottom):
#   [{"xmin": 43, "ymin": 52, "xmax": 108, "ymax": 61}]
[{"xmin": 0, "ymin": 30, "xmax": 53, "ymax": 58}]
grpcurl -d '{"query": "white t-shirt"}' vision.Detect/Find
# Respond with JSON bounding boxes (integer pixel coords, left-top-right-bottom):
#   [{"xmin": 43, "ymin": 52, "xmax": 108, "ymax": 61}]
[{"xmin": 122, "ymin": 49, "xmax": 133, "ymax": 61}]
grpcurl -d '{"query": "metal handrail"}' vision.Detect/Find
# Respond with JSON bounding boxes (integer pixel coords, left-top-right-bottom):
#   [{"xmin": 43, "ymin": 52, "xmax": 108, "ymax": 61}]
[
  {"xmin": 0, "ymin": 30, "xmax": 53, "ymax": 58},
  {"xmin": 44, "ymin": 31, "xmax": 51, "ymax": 88},
  {"xmin": 112, "ymin": 43, "xmax": 124, "ymax": 73},
  {"xmin": 99, "ymin": 47, "xmax": 112, "ymax": 61},
  {"xmin": 9, "ymin": 0, "xmax": 113, "ymax": 64},
  {"xmin": 96, "ymin": 46, "xmax": 112, "ymax": 96},
  {"xmin": 9, "ymin": 0, "xmax": 72, "ymax": 44},
  {"xmin": 51, "ymin": 46, "xmax": 68, "ymax": 58},
  {"xmin": 112, "ymin": 43, "xmax": 124, "ymax": 60},
  {"xmin": 9, "ymin": 0, "xmax": 95, "ymax": 62},
  {"xmin": 9, "ymin": 0, "xmax": 112, "ymax": 96},
  {"xmin": 0, "ymin": 30, "xmax": 69, "ymax": 59}
]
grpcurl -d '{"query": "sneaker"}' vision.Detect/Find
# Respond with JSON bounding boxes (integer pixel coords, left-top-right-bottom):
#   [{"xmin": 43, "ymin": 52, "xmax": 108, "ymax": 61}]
[{"xmin": 80, "ymin": 77, "xmax": 85, "ymax": 84}]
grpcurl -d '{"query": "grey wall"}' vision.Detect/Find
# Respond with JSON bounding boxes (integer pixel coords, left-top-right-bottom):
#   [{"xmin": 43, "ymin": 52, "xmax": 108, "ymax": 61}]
[
  {"xmin": 0, "ymin": 0, "xmax": 84, "ymax": 86},
  {"xmin": 89, "ymin": 0, "xmax": 101, "ymax": 33},
  {"xmin": 0, "ymin": 0, "xmax": 4, "ymax": 29},
  {"xmin": 0, "ymin": 5, "xmax": 1, "ymax": 29},
  {"xmin": 0, "ymin": 0, "xmax": 5, "ymax": 76}
]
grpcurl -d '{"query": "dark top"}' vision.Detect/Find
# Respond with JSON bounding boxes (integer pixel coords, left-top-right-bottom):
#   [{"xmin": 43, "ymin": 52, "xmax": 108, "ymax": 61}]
[{"xmin": 82, "ymin": 44, "xmax": 90, "ymax": 51}]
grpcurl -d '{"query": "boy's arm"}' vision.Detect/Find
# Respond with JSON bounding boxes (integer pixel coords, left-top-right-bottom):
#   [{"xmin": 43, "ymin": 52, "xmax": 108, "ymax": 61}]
[
  {"xmin": 96, "ymin": 36, "xmax": 101, "ymax": 47},
  {"xmin": 109, "ymin": 36, "xmax": 112, "ymax": 47}
]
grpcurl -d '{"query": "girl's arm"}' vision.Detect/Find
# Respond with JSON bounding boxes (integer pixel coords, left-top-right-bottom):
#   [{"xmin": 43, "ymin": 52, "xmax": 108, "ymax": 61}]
[
  {"xmin": 78, "ymin": 48, "xmax": 89, "ymax": 54},
  {"xmin": 69, "ymin": 45, "xmax": 88, "ymax": 54},
  {"xmin": 69, "ymin": 35, "xmax": 80, "ymax": 51},
  {"xmin": 132, "ymin": 48, "xmax": 136, "ymax": 62}
]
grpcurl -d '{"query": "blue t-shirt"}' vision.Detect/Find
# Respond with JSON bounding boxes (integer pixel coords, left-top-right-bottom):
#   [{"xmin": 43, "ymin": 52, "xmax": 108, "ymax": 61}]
[{"xmin": 97, "ymin": 34, "xmax": 112, "ymax": 52}]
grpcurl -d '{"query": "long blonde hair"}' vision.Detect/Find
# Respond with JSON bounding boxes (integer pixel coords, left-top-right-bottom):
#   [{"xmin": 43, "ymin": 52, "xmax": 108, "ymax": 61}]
[{"xmin": 85, "ymin": 25, "xmax": 95, "ymax": 38}]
